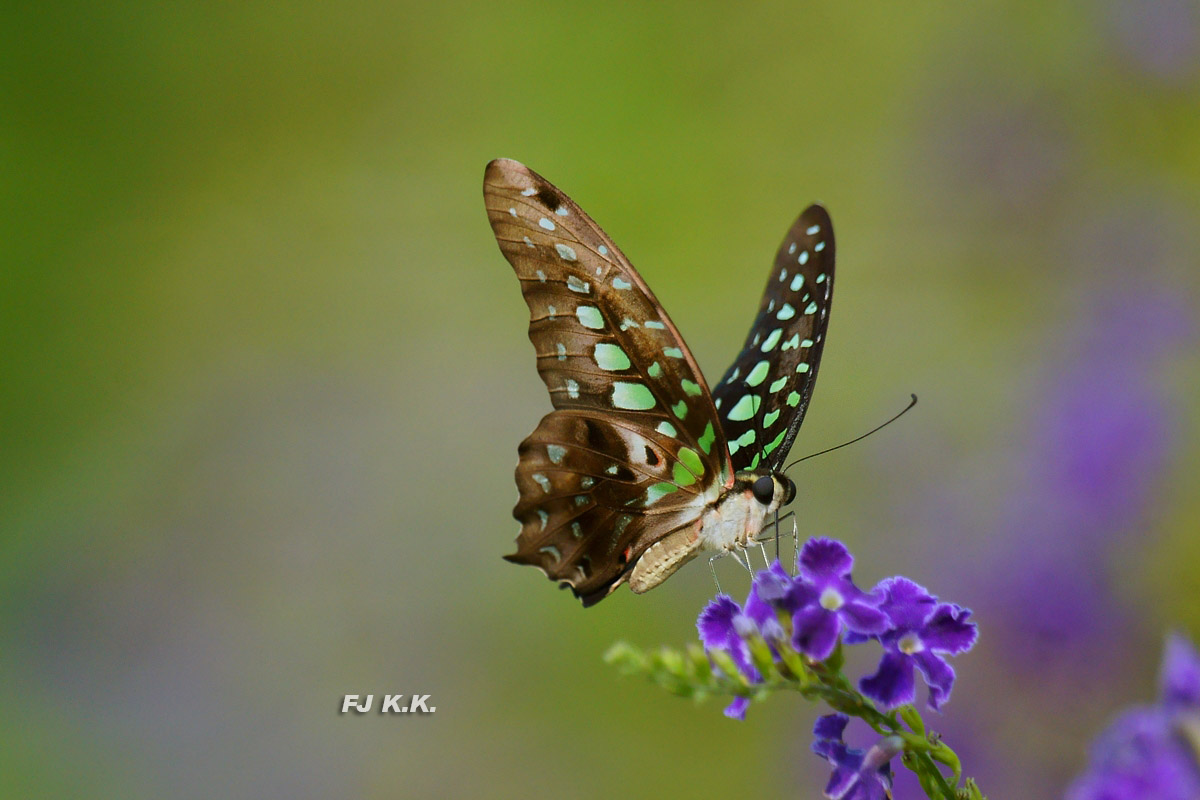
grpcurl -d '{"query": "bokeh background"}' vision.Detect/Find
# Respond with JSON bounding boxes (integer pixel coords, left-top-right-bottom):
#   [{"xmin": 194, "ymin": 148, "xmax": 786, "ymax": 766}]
[{"xmin": 3, "ymin": 2, "xmax": 1198, "ymax": 797}]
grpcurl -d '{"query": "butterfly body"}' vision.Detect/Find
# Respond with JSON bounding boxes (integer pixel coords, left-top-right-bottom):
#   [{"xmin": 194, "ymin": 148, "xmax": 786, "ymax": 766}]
[{"xmin": 484, "ymin": 159, "xmax": 833, "ymax": 606}]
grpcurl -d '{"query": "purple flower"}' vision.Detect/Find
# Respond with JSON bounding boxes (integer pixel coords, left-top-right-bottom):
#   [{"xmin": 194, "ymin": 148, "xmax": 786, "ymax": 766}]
[
  {"xmin": 1161, "ymin": 634, "xmax": 1200, "ymax": 711},
  {"xmin": 1066, "ymin": 634, "xmax": 1200, "ymax": 800},
  {"xmin": 697, "ymin": 595, "xmax": 762, "ymax": 719},
  {"xmin": 811, "ymin": 714, "xmax": 896, "ymax": 800},
  {"xmin": 858, "ymin": 578, "xmax": 977, "ymax": 710},
  {"xmin": 790, "ymin": 539, "xmax": 889, "ymax": 659}
]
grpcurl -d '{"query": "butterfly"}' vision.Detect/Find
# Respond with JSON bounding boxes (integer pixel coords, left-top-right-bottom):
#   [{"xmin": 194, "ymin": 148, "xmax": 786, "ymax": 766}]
[{"xmin": 484, "ymin": 158, "xmax": 834, "ymax": 606}]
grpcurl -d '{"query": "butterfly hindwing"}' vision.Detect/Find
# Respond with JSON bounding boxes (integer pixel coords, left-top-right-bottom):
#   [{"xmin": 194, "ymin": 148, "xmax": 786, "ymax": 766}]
[
  {"xmin": 711, "ymin": 205, "xmax": 835, "ymax": 472},
  {"xmin": 484, "ymin": 159, "xmax": 734, "ymax": 604}
]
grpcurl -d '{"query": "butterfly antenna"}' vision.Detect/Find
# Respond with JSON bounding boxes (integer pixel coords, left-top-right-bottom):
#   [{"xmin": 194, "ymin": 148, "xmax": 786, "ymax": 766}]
[{"xmin": 783, "ymin": 394, "xmax": 918, "ymax": 473}]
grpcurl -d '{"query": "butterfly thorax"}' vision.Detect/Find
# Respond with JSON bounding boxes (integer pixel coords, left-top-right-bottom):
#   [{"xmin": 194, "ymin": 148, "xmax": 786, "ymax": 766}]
[{"xmin": 628, "ymin": 471, "xmax": 794, "ymax": 594}]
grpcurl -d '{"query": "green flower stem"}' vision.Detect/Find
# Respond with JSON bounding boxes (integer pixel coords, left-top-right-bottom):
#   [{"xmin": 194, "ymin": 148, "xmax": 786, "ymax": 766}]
[{"xmin": 604, "ymin": 639, "xmax": 985, "ymax": 800}]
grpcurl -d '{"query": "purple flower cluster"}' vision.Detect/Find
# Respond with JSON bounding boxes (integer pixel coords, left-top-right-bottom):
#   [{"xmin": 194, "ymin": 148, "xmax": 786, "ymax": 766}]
[
  {"xmin": 697, "ymin": 538, "xmax": 978, "ymax": 720},
  {"xmin": 1066, "ymin": 634, "xmax": 1200, "ymax": 800}
]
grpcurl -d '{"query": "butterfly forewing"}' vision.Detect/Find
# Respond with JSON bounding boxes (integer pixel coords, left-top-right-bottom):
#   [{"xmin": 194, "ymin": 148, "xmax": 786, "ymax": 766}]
[
  {"xmin": 711, "ymin": 205, "xmax": 835, "ymax": 472},
  {"xmin": 484, "ymin": 159, "xmax": 733, "ymax": 604}
]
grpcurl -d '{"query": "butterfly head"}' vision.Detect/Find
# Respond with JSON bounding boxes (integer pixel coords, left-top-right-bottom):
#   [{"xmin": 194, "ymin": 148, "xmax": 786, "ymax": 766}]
[{"xmin": 748, "ymin": 472, "xmax": 797, "ymax": 513}]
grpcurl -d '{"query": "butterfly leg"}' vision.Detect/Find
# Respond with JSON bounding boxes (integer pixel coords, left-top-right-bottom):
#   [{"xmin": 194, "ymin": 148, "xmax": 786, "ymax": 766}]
[
  {"xmin": 757, "ymin": 540, "xmax": 769, "ymax": 569},
  {"xmin": 729, "ymin": 547, "xmax": 753, "ymax": 574},
  {"xmin": 708, "ymin": 552, "xmax": 727, "ymax": 595}
]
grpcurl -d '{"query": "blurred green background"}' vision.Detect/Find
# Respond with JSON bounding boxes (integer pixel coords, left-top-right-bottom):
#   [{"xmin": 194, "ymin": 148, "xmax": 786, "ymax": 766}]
[{"xmin": 2, "ymin": 2, "xmax": 1198, "ymax": 797}]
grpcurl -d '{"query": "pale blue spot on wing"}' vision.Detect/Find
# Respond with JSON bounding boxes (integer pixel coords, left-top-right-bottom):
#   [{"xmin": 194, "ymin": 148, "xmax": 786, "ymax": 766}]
[
  {"xmin": 576, "ymin": 306, "xmax": 604, "ymax": 329},
  {"xmin": 814, "ymin": 241, "xmax": 826, "ymax": 252},
  {"xmin": 613, "ymin": 276, "xmax": 632, "ymax": 290},
  {"xmin": 656, "ymin": 420, "xmax": 677, "ymax": 437},
  {"xmin": 790, "ymin": 274, "xmax": 805, "ymax": 291},
  {"xmin": 547, "ymin": 444, "xmax": 567, "ymax": 464},
  {"xmin": 555, "ymin": 206, "xmax": 569, "ymax": 216},
  {"xmin": 556, "ymin": 343, "xmax": 567, "ymax": 360},
  {"xmin": 521, "ymin": 187, "xmax": 537, "ymax": 196},
  {"xmin": 532, "ymin": 473, "xmax": 551, "ymax": 493},
  {"xmin": 644, "ymin": 320, "xmax": 666, "ymax": 330},
  {"xmin": 555, "ymin": 243, "xmax": 578, "ymax": 261},
  {"xmin": 798, "ymin": 250, "xmax": 809, "ymax": 265},
  {"xmin": 539, "ymin": 217, "xmax": 556, "ymax": 230},
  {"xmin": 593, "ymin": 342, "xmax": 631, "ymax": 371},
  {"xmin": 598, "ymin": 245, "xmax": 609, "ymax": 255},
  {"xmin": 566, "ymin": 379, "xmax": 580, "ymax": 399},
  {"xmin": 567, "ymin": 275, "xmax": 590, "ymax": 294},
  {"xmin": 806, "ymin": 224, "xmax": 820, "ymax": 235},
  {"xmin": 782, "ymin": 333, "xmax": 800, "ymax": 351},
  {"xmin": 816, "ymin": 273, "xmax": 826, "ymax": 283},
  {"xmin": 805, "ymin": 301, "xmax": 818, "ymax": 315},
  {"xmin": 776, "ymin": 302, "xmax": 796, "ymax": 321}
]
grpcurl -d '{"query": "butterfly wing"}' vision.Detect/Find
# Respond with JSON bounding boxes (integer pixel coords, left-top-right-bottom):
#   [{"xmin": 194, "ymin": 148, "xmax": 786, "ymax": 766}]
[
  {"xmin": 484, "ymin": 159, "xmax": 733, "ymax": 605},
  {"xmin": 711, "ymin": 205, "xmax": 835, "ymax": 472}
]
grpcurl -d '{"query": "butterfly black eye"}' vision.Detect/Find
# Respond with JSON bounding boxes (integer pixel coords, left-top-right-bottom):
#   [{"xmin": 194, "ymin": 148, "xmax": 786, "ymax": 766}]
[
  {"xmin": 783, "ymin": 477, "xmax": 797, "ymax": 506},
  {"xmin": 752, "ymin": 475, "xmax": 775, "ymax": 505}
]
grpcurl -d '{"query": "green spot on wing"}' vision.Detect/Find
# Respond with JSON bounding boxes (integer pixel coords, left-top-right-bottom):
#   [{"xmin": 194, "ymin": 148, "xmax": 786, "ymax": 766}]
[
  {"xmin": 769, "ymin": 376, "xmax": 788, "ymax": 393},
  {"xmin": 672, "ymin": 462, "xmax": 697, "ymax": 486},
  {"xmin": 656, "ymin": 420, "xmax": 677, "ymax": 437},
  {"xmin": 644, "ymin": 482, "xmax": 678, "ymax": 505},
  {"xmin": 762, "ymin": 429, "xmax": 787, "ymax": 456},
  {"xmin": 671, "ymin": 399, "xmax": 688, "ymax": 419},
  {"xmin": 727, "ymin": 394, "xmax": 760, "ymax": 421},
  {"xmin": 786, "ymin": 391, "xmax": 801, "ymax": 407},
  {"xmin": 746, "ymin": 360, "xmax": 770, "ymax": 387},
  {"xmin": 593, "ymin": 342, "xmax": 631, "ymax": 371},
  {"xmin": 681, "ymin": 379, "xmax": 702, "ymax": 396},
  {"xmin": 663, "ymin": 347, "xmax": 684, "ymax": 359},
  {"xmin": 698, "ymin": 422, "xmax": 716, "ymax": 454},
  {"xmin": 763, "ymin": 409, "xmax": 780, "ymax": 428},
  {"xmin": 727, "ymin": 429, "xmax": 755, "ymax": 455},
  {"xmin": 677, "ymin": 447, "xmax": 704, "ymax": 477},
  {"xmin": 647, "ymin": 361, "xmax": 663, "ymax": 378},
  {"xmin": 612, "ymin": 382, "xmax": 656, "ymax": 410},
  {"xmin": 760, "ymin": 329, "xmax": 783, "ymax": 351}
]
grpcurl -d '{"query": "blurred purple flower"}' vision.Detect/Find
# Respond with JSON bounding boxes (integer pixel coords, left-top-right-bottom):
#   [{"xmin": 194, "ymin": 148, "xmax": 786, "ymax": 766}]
[
  {"xmin": 1065, "ymin": 634, "xmax": 1200, "ymax": 800},
  {"xmin": 978, "ymin": 282, "xmax": 1192, "ymax": 663},
  {"xmin": 858, "ymin": 578, "xmax": 977, "ymax": 710},
  {"xmin": 811, "ymin": 714, "xmax": 897, "ymax": 800},
  {"xmin": 1108, "ymin": 0, "xmax": 1199, "ymax": 84}
]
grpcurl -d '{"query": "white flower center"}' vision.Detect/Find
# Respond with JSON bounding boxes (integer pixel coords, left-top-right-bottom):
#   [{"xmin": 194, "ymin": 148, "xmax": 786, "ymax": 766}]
[
  {"xmin": 819, "ymin": 587, "xmax": 844, "ymax": 611},
  {"xmin": 898, "ymin": 632, "xmax": 925, "ymax": 655}
]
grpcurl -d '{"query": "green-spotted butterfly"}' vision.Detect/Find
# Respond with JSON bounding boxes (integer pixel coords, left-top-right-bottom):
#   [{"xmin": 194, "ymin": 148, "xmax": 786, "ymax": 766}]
[{"xmin": 484, "ymin": 159, "xmax": 834, "ymax": 606}]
